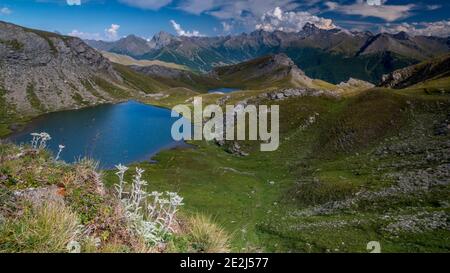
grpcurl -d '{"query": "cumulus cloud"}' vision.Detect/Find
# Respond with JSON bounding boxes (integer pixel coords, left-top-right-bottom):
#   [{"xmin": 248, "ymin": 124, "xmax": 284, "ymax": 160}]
[
  {"xmin": 255, "ymin": 6, "xmax": 336, "ymax": 32},
  {"xmin": 66, "ymin": 0, "xmax": 81, "ymax": 5},
  {"xmin": 118, "ymin": 0, "xmax": 172, "ymax": 10},
  {"xmin": 381, "ymin": 20, "xmax": 450, "ymax": 37},
  {"xmin": 177, "ymin": 0, "xmax": 298, "ymax": 20},
  {"xmin": 176, "ymin": 0, "xmax": 342, "ymax": 32},
  {"xmin": 0, "ymin": 7, "xmax": 12, "ymax": 15},
  {"xmin": 106, "ymin": 24, "xmax": 120, "ymax": 40},
  {"xmin": 325, "ymin": 0, "xmax": 414, "ymax": 22},
  {"xmin": 170, "ymin": 20, "xmax": 203, "ymax": 37},
  {"xmin": 221, "ymin": 21, "xmax": 232, "ymax": 33},
  {"xmin": 68, "ymin": 23, "xmax": 121, "ymax": 41}
]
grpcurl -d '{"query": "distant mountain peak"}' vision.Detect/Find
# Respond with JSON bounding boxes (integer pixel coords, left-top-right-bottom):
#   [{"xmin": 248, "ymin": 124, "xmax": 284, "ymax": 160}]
[
  {"xmin": 303, "ymin": 22, "xmax": 319, "ymax": 31},
  {"xmin": 393, "ymin": 31, "xmax": 410, "ymax": 40},
  {"xmin": 148, "ymin": 31, "xmax": 179, "ymax": 49},
  {"xmin": 124, "ymin": 34, "xmax": 140, "ymax": 39},
  {"xmin": 154, "ymin": 31, "xmax": 175, "ymax": 39},
  {"xmin": 300, "ymin": 22, "xmax": 340, "ymax": 36},
  {"xmin": 121, "ymin": 34, "xmax": 147, "ymax": 43}
]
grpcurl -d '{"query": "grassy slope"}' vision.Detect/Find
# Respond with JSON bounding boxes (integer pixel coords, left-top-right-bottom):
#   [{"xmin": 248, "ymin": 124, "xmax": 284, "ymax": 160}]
[
  {"xmin": 112, "ymin": 63, "xmax": 169, "ymax": 94},
  {"xmin": 103, "ymin": 88, "xmax": 450, "ymax": 252},
  {"xmin": 0, "ymin": 144, "xmax": 232, "ymax": 253}
]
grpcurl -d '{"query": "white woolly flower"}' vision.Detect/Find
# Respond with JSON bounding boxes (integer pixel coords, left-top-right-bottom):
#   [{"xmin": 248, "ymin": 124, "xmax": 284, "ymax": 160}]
[
  {"xmin": 55, "ymin": 144, "xmax": 65, "ymax": 161},
  {"xmin": 114, "ymin": 166, "xmax": 184, "ymax": 245},
  {"xmin": 67, "ymin": 240, "xmax": 81, "ymax": 253},
  {"xmin": 30, "ymin": 132, "xmax": 52, "ymax": 149}
]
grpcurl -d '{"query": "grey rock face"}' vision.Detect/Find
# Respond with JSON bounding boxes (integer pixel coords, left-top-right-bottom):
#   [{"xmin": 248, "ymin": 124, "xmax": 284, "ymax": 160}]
[
  {"xmin": 0, "ymin": 21, "xmax": 123, "ymax": 115},
  {"xmin": 337, "ymin": 78, "xmax": 375, "ymax": 89}
]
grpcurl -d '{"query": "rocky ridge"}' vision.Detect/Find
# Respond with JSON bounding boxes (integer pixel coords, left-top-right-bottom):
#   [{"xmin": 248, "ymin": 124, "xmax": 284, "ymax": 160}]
[{"xmin": 0, "ymin": 21, "xmax": 127, "ymax": 115}]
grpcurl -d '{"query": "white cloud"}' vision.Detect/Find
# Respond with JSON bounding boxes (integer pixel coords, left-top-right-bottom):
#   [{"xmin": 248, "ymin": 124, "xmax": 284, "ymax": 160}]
[
  {"xmin": 170, "ymin": 20, "xmax": 203, "ymax": 37},
  {"xmin": 0, "ymin": 7, "xmax": 12, "ymax": 15},
  {"xmin": 381, "ymin": 20, "xmax": 450, "ymax": 37},
  {"xmin": 106, "ymin": 24, "xmax": 120, "ymax": 40},
  {"xmin": 68, "ymin": 23, "xmax": 121, "ymax": 41},
  {"xmin": 426, "ymin": 5, "xmax": 442, "ymax": 11},
  {"xmin": 221, "ymin": 21, "xmax": 232, "ymax": 33},
  {"xmin": 366, "ymin": 0, "xmax": 383, "ymax": 6},
  {"xmin": 177, "ymin": 0, "xmax": 298, "ymax": 20},
  {"xmin": 118, "ymin": 0, "xmax": 172, "ymax": 10},
  {"xmin": 255, "ymin": 6, "xmax": 337, "ymax": 32},
  {"xmin": 68, "ymin": 30, "xmax": 102, "ymax": 40},
  {"xmin": 325, "ymin": 0, "xmax": 414, "ymax": 22},
  {"xmin": 66, "ymin": 0, "xmax": 81, "ymax": 5}
]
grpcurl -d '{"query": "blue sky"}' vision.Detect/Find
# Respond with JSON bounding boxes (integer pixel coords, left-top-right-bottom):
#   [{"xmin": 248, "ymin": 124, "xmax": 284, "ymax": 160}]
[{"xmin": 0, "ymin": 0, "xmax": 449, "ymax": 40}]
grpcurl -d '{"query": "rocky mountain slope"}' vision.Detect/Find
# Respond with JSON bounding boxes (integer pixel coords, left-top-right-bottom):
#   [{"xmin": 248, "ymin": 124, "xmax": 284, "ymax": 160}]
[
  {"xmin": 0, "ymin": 21, "xmax": 130, "ymax": 116},
  {"xmin": 125, "ymin": 53, "xmax": 334, "ymax": 91},
  {"xmin": 380, "ymin": 53, "xmax": 450, "ymax": 89},
  {"xmin": 210, "ymin": 53, "xmax": 327, "ymax": 89},
  {"xmin": 0, "ymin": 20, "xmax": 184, "ymax": 137},
  {"xmin": 86, "ymin": 24, "xmax": 450, "ymax": 83}
]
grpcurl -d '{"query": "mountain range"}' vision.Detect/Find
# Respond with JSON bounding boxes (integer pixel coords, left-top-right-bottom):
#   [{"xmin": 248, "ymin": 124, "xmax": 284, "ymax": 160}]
[
  {"xmin": 86, "ymin": 23, "xmax": 450, "ymax": 84},
  {"xmin": 0, "ymin": 20, "xmax": 180, "ymax": 127},
  {"xmin": 0, "ymin": 20, "xmax": 329, "ymax": 122},
  {"xmin": 1, "ymin": 19, "xmax": 449, "ymax": 125}
]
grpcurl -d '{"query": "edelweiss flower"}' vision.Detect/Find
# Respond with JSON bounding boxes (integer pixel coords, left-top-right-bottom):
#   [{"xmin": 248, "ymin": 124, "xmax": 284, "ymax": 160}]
[{"xmin": 115, "ymin": 164, "xmax": 128, "ymax": 174}]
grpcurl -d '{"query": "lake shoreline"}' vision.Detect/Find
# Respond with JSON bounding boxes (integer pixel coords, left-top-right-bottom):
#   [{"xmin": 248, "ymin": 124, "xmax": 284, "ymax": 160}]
[{"xmin": 5, "ymin": 99, "xmax": 192, "ymax": 170}]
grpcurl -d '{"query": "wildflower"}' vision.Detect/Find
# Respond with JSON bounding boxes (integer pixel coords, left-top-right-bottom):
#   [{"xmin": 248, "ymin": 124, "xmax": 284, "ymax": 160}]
[
  {"xmin": 30, "ymin": 133, "xmax": 41, "ymax": 149},
  {"xmin": 39, "ymin": 132, "xmax": 51, "ymax": 149},
  {"xmin": 55, "ymin": 144, "xmax": 65, "ymax": 161},
  {"xmin": 30, "ymin": 132, "xmax": 52, "ymax": 149},
  {"xmin": 114, "ymin": 164, "xmax": 129, "ymax": 199},
  {"xmin": 114, "ymin": 167, "xmax": 184, "ymax": 245}
]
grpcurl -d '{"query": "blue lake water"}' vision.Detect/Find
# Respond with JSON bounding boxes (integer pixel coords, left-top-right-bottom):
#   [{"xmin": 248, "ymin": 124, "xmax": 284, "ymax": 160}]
[
  {"xmin": 8, "ymin": 101, "xmax": 186, "ymax": 169},
  {"xmin": 208, "ymin": 88, "xmax": 240, "ymax": 94}
]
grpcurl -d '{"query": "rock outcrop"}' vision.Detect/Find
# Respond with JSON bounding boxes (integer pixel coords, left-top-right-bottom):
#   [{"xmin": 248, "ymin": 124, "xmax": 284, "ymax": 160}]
[{"xmin": 380, "ymin": 54, "xmax": 450, "ymax": 89}]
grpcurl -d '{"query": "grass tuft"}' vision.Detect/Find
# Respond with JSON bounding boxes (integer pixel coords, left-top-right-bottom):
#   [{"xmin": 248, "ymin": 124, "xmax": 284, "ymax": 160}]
[
  {"xmin": 186, "ymin": 214, "xmax": 231, "ymax": 253},
  {"xmin": 0, "ymin": 200, "xmax": 80, "ymax": 253}
]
